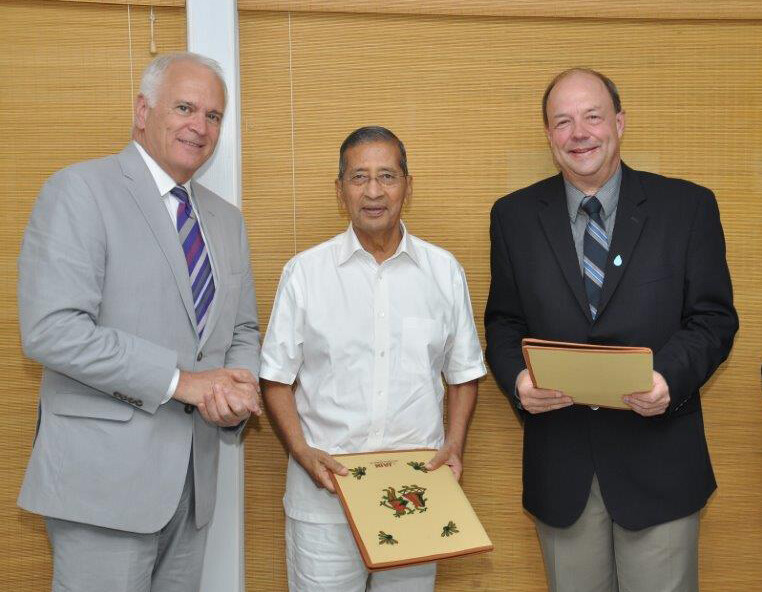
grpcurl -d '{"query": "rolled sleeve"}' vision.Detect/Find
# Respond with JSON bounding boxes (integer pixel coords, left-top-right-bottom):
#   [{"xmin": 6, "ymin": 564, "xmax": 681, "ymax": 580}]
[
  {"xmin": 259, "ymin": 262, "xmax": 304, "ymax": 386},
  {"xmin": 443, "ymin": 264, "xmax": 487, "ymax": 385}
]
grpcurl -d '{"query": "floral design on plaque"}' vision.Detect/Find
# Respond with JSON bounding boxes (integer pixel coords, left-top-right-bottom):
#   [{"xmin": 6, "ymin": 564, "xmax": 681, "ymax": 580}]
[
  {"xmin": 349, "ymin": 466, "xmax": 367, "ymax": 480},
  {"xmin": 441, "ymin": 521, "xmax": 459, "ymax": 537},
  {"xmin": 407, "ymin": 461, "xmax": 429, "ymax": 473},
  {"xmin": 380, "ymin": 484, "xmax": 427, "ymax": 517},
  {"xmin": 378, "ymin": 531, "xmax": 398, "ymax": 545}
]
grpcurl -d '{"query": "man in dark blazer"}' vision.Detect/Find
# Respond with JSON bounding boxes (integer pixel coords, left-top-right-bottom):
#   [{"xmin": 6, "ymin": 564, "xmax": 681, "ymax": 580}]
[{"xmin": 485, "ymin": 68, "xmax": 737, "ymax": 592}]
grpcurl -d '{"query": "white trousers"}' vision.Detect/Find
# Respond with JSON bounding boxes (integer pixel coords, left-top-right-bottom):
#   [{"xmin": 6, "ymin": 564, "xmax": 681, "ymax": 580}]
[{"xmin": 285, "ymin": 517, "xmax": 437, "ymax": 592}]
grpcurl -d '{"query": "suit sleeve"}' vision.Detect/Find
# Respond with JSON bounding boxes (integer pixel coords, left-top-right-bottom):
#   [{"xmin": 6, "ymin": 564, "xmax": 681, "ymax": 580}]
[
  {"xmin": 484, "ymin": 202, "xmax": 528, "ymax": 412},
  {"xmin": 18, "ymin": 169, "xmax": 177, "ymax": 414},
  {"xmin": 652, "ymin": 188, "xmax": 738, "ymax": 413},
  {"xmin": 223, "ymin": 215, "xmax": 261, "ymax": 376}
]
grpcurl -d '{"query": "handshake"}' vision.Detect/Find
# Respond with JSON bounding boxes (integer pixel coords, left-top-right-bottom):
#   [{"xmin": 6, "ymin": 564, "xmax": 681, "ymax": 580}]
[{"xmin": 173, "ymin": 368, "xmax": 262, "ymax": 427}]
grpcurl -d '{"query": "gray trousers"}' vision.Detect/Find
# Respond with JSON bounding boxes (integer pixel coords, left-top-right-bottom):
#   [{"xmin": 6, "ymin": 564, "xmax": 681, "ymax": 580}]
[
  {"xmin": 45, "ymin": 458, "xmax": 208, "ymax": 592},
  {"xmin": 535, "ymin": 475, "xmax": 699, "ymax": 592}
]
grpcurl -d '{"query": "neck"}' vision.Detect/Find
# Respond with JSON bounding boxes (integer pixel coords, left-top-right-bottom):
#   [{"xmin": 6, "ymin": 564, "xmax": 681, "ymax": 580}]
[
  {"xmin": 567, "ymin": 158, "xmax": 621, "ymax": 196},
  {"xmin": 353, "ymin": 225, "xmax": 403, "ymax": 264}
]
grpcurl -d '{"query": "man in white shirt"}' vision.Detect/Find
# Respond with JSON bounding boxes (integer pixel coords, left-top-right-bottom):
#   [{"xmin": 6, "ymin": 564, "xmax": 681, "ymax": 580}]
[
  {"xmin": 18, "ymin": 53, "xmax": 261, "ymax": 592},
  {"xmin": 261, "ymin": 126, "xmax": 486, "ymax": 592}
]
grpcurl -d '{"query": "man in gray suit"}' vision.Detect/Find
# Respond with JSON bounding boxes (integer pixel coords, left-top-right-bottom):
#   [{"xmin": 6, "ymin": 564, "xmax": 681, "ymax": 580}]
[{"xmin": 17, "ymin": 53, "xmax": 261, "ymax": 592}]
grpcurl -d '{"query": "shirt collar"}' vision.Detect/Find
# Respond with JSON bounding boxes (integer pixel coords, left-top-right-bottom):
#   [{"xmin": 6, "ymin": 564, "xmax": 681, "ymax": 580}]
[
  {"xmin": 565, "ymin": 165, "xmax": 622, "ymax": 224},
  {"xmin": 337, "ymin": 221, "xmax": 420, "ymax": 267},
  {"xmin": 133, "ymin": 141, "xmax": 191, "ymax": 198}
]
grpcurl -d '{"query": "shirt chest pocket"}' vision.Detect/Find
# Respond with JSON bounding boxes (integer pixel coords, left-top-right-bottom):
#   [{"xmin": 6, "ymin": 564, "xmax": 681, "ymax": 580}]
[{"xmin": 401, "ymin": 317, "xmax": 447, "ymax": 376}]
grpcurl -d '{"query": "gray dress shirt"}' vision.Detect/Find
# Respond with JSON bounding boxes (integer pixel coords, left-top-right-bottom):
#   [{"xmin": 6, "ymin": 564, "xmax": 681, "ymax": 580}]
[{"xmin": 565, "ymin": 166, "xmax": 622, "ymax": 274}]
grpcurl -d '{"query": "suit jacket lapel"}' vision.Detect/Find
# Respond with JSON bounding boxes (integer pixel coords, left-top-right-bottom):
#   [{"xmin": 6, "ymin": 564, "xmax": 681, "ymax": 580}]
[
  {"xmin": 538, "ymin": 174, "xmax": 592, "ymax": 321},
  {"xmin": 117, "ymin": 144, "xmax": 197, "ymax": 331},
  {"xmin": 192, "ymin": 181, "xmax": 225, "ymax": 351},
  {"xmin": 597, "ymin": 163, "xmax": 648, "ymax": 318}
]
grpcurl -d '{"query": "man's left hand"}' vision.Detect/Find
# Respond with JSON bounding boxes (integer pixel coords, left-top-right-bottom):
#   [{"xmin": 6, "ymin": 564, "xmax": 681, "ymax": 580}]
[
  {"xmin": 623, "ymin": 371, "xmax": 670, "ymax": 417},
  {"xmin": 198, "ymin": 380, "xmax": 262, "ymax": 427},
  {"xmin": 425, "ymin": 441, "xmax": 464, "ymax": 481}
]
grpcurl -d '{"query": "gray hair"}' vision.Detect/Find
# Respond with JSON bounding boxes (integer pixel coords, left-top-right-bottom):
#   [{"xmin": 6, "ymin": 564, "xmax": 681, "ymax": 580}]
[
  {"xmin": 140, "ymin": 52, "xmax": 227, "ymax": 108},
  {"xmin": 338, "ymin": 126, "xmax": 408, "ymax": 179},
  {"xmin": 542, "ymin": 67, "xmax": 622, "ymax": 127}
]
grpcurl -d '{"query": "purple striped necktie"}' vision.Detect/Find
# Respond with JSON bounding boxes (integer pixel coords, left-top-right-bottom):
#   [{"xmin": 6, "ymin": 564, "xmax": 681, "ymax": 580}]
[{"xmin": 171, "ymin": 185, "xmax": 215, "ymax": 336}]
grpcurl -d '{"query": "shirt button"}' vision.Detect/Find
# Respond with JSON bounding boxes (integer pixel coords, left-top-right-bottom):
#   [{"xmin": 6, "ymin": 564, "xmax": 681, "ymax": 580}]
[
  {"xmin": 379, "ymin": 351, "xmax": 385, "ymax": 357},
  {"xmin": 377, "ymin": 390, "xmax": 383, "ymax": 397},
  {"xmin": 379, "ymin": 311, "xmax": 385, "ymax": 318}
]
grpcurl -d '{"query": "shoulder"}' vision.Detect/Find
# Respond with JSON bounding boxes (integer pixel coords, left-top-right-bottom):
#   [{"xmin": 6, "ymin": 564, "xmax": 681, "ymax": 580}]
[
  {"xmin": 408, "ymin": 233, "xmax": 466, "ymax": 281},
  {"xmin": 45, "ymin": 152, "xmax": 122, "ymax": 190},
  {"xmin": 282, "ymin": 233, "xmax": 342, "ymax": 275},
  {"xmin": 491, "ymin": 173, "xmax": 561, "ymax": 216},
  {"xmin": 629, "ymin": 167, "xmax": 714, "ymax": 202}
]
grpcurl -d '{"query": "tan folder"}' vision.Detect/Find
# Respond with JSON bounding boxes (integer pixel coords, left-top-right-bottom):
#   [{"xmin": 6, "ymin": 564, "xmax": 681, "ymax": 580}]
[
  {"xmin": 330, "ymin": 449, "xmax": 493, "ymax": 571},
  {"xmin": 521, "ymin": 338, "xmax": 653, "ymax": 409}
]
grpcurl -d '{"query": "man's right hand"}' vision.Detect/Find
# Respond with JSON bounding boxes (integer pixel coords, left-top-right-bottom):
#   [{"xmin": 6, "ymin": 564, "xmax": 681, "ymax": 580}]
[
  {"xmin": 173, "ymin": 368, "xmax": 261, "ymax": 426},
  {"xmin": 292, "ymin": 443, "xmax": 348, "ymax": 493},
  {"xmin": 516, "ymin": 369, "xmax": 573, "ymax": 414}
]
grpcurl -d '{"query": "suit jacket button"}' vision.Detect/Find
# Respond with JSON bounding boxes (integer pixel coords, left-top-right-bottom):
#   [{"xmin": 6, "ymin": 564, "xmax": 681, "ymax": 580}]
[
  {"xmin": 184, "ymin": 404, "xmax": 194, "ymax": 414},
  {"xmin": 197, "ymin": 352, "xmax": 203, "ymax": 362},
  {"xmin": 135, "ymin": 399, "xmax": 143, "ymax": 407}
]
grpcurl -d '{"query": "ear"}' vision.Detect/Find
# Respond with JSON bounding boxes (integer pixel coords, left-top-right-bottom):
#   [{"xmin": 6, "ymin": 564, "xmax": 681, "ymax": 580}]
[
  {"xmin": 335, "ymin": 178, "xmax": 346, "ymax": 209},
  {"xmin": 615, "ymin": 110, "xmax": 626, "ymax": 138},
  {"xmin": 403, "ymin": 175, "xmax": 413, "ymax": 207},
  {"xmin": 134, "ymin": 94, "xmax": 149, "ymax": 131},
  {"xmin": 544, "ymin": 124, "xmax": 552, "ymax": 143}
]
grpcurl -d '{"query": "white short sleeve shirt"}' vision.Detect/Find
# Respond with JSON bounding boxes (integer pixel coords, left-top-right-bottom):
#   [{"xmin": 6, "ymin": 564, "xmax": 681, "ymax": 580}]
[{"xmin": 260, "ymin": 224, "xmax": 486, "ymax": 523}]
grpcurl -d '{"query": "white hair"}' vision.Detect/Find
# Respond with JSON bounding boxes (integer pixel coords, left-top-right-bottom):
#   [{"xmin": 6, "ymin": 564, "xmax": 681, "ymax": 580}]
[{"xmin": 139, "ymin": 52, "xmax": 227, "ymax": 108}]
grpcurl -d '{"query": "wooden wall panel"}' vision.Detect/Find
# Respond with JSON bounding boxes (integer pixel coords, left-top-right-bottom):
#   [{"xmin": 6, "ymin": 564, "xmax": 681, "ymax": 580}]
[
  {"xmin": 0, "ymin": 1, "xmax": 185, "ymax": 589},
  {"xmin": 238, "ymin": 1, "xmax": 762, "ymax": 21},
  {"xmin": 240, "ymin": 10, "xmax": 762, "ymax": 591}
]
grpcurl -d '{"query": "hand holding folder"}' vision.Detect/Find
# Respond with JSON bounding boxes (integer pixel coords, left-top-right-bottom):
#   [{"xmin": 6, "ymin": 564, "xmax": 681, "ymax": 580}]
[{"xmin": 521, "ymin": 339, "xmax": 653, "ymax": 410}]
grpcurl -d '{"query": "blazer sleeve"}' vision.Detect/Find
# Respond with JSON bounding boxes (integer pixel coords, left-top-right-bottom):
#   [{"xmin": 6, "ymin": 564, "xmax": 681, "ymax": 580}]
[
  {"xmin": 18, "ymin": 168, "xmax": 178, "ymax": 414},
  {"xmin": 222, "ymin": 214, "xmax": 261, "ymax": 376},
  {"xmin": 652, "ymin": 188, "xmax": 738, "ymax": 414},
  {"xmin": 484, "ymin": 201, "xmax": 528, "ymax": 412}
]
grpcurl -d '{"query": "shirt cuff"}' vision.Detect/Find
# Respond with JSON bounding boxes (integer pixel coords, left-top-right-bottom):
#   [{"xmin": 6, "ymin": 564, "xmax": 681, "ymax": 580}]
[
  {"xmin": 444, "ymin": 364, "xmax": 487, "ymax": 386},
  {"xmin": 162, "ymin": 369, "xmax": 180, "ymax": 405},
  {"xmin": 259, "ymin": 364, "xmax": 297, "ymax": 386}
]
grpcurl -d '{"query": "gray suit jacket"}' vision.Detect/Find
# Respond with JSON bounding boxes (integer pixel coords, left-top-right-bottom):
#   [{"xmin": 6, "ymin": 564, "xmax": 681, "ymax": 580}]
[{"xmin": 17, "ymin": 143, "xmax": 260, "ymax": 533}]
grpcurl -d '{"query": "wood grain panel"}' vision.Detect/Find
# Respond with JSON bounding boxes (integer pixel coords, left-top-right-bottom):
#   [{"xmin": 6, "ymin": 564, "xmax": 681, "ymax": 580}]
[
  {"xmin": 0, "ymin": 1, "xmax": 185, "ymax": 589},
  {"xmin": 239, "ymin": 1, "xmax": 762, "ymax": 21},
  {"xmin": 240, "ymin": 10, "xmax": 762, "ymax": 591},
  {"xmin": 57, "ymin": 0, "xmax": 183, "ymax": 6}
]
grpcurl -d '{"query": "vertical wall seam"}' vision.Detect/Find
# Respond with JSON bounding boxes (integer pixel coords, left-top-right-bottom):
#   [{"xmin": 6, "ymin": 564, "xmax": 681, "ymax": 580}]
[{"xmin": 287, "ymin": 12, "xmax": 297, "ymax": 255}]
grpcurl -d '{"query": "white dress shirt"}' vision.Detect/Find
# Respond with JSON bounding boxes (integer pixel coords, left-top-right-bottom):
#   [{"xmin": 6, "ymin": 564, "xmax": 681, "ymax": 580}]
[
  {"xmin": 260, "ymin": 224, "xmax": 486, "ymax": 523},
  {"xmin": 133, "ymin": 141, "xmax": 217, "ymax": 400}
]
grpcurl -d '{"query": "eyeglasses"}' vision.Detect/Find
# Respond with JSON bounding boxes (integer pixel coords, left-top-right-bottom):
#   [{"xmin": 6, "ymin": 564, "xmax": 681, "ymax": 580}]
[{"xmin": 346, "ymin": 172, "xmax": 406, "ymax": 187}]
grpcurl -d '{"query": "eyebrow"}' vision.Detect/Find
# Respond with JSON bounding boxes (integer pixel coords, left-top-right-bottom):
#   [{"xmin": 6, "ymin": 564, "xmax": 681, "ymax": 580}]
[{"xmin": 551, "ymin": 106, "xmax": 603, "ymax": 120}]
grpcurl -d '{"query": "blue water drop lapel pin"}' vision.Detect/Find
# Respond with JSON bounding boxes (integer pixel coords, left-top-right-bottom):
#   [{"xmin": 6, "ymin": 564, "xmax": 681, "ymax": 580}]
[{"xmin": 613, "ymin": 254, "xmax": 623, "ymax": 267}]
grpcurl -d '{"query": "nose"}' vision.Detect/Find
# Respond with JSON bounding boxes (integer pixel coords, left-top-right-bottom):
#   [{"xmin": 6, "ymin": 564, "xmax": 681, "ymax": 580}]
[
  {"xmin": 570, "ymin": 118, "xmax": 589, "ymax": 140},
  {"xmin": 188, "ymin": 111, "xmax": 208, "ymax": 136},
  {"xmin": 364, "ymin": 176, "xmax": 384, "ymax": 198}
]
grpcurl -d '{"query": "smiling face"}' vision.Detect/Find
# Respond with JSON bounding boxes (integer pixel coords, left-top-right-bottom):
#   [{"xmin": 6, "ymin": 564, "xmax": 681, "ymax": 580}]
[
  {"xmin": 545, "ymin": 71, "xmax": 625, "ymax": 194},
  {"xmin": 336, "ymin": 140, "xmax": 412, "ymax": 247},
  {"xmin": 133, "ymin": 60, "xmax": 225, "ymax": 184}
]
